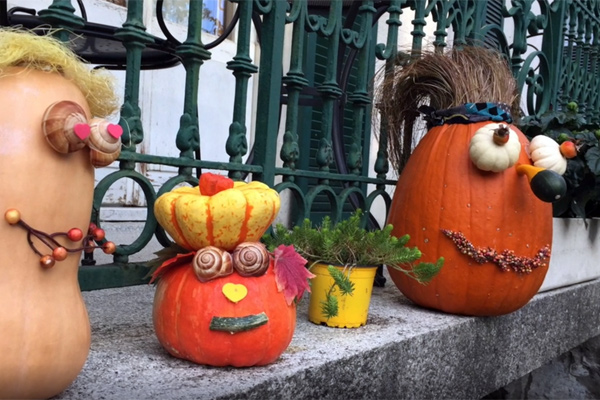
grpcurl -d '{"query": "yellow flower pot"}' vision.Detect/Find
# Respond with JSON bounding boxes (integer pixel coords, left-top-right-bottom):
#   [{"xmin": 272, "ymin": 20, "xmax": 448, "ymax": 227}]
[{"xmin": 308, "ymin": 263, "xmax": 378, "ymax": 328}]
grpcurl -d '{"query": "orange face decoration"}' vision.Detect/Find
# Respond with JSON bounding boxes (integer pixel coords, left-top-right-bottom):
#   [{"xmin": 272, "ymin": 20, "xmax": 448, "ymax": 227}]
[
  {"xmin": 387, "ymin": 117, "xmax": 556, "ymax": 317},
  {"xmin": 152, "ymin": 243, "xmax": 297, "ymax": 367},
  {"xmin": 151, "ymin": 173, "xmax": 312, "ymax": 367},
  {"xmin": 379, "ymin": 48, "xmax": 567, "ymax": 317}
]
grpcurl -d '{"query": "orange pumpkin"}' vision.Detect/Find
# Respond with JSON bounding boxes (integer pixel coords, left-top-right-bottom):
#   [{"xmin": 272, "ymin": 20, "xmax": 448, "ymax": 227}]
[
  {"xmin": 152, "ymin": 255, "xmax": 296, "ymax": 367},
  {"xmin": 387, "ymin": 121, "xmax": 553, "ymax": 316}
]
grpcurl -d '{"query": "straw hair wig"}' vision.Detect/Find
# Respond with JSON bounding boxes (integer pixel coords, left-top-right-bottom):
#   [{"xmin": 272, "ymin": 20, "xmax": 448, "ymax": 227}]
[{"xmin": 0, "ymin": 28, "xmax": 118, "ymax": 118}]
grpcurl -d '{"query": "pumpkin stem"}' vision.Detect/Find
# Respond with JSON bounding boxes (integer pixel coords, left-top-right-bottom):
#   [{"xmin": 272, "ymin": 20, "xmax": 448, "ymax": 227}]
[{"xmin": 492, "ymin": 124, "xmax": 510, "ymax": 145}]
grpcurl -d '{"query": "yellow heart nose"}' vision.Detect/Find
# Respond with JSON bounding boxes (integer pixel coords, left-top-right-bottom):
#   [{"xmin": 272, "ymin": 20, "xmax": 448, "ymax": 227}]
[{"xmin": 222, "ymin": 283, "xmax": 248, "ymax": 303}]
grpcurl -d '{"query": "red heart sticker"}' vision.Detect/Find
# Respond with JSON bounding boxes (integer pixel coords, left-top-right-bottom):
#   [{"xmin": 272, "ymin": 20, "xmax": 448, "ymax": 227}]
[
  {"xmin": 107, "ymin": 124, "xmax": 123, "ymax": 139},
  {"xmin": 73, "ymin": 124, "xmax": 91, "ymax": 140}
]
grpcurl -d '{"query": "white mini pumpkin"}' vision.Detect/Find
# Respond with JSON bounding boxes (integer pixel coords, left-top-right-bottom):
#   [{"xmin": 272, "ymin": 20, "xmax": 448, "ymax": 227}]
[
  {"xmin": 469, "ymin": 123, "xmax": 522, "ymax": 172},
  {"xmin": 528, "ymin": 135, "xmax": 567, "ymax": 175}
]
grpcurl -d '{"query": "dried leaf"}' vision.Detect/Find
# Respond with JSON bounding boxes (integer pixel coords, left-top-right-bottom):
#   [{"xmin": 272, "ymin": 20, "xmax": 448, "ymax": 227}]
[
  {"xmin": 273, "ymin": 244, "xmax": 314, "ymax": 305},
  {"xmin": 149, "ymin": 251, "xmax": 195, "ymax": 284}
]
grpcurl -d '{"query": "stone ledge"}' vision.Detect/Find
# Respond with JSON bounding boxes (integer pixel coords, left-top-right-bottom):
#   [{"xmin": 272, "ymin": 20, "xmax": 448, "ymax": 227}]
[{"xmin": 54, "ymin": 277, "xmax": 600, "ymax": 400}]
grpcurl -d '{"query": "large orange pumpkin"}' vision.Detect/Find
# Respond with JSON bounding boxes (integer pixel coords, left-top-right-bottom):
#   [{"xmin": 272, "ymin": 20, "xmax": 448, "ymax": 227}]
[
  {"xmin": 153, "ymin": 257, "xmax": 296, "ymax": 367},
  {"xmin": 387, "ymin": 121, "xmax": 553, "ymax": 316}
]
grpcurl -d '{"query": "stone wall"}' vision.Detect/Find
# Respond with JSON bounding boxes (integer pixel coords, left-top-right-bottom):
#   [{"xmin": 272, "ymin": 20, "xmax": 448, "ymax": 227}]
[{"xmin": 484, "ymin": 335, "xmax": 600, "ymax": 399}]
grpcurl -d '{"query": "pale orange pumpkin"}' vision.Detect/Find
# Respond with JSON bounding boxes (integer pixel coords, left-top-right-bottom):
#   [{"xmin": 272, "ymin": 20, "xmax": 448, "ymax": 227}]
[
  {"xmin": 0, "ymin": 30, "xmax": 118, "ymax": 398},
  {"xmin": 0, "ymin": 68, "xmax": 94, "ymax": 399}
]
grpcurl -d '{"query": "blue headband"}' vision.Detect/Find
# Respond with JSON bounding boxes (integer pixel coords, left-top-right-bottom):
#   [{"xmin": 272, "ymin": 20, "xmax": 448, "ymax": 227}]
[{"xmin": 419, "ymin": 102, "xmax": 513, "ymax": 128}]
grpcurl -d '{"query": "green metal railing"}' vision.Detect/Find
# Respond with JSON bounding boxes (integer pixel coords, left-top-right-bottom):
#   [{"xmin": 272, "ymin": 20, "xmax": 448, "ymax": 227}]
[{"xmin": 3, "ymin": 0, "xmax": 598, "ymax": 290}]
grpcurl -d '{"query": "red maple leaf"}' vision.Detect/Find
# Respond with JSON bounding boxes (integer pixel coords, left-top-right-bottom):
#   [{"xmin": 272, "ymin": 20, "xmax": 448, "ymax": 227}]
[
  {"xmin": 149, "ymin": 252, "xmax": 195, "ymax": 284},
  {"xmin": 273, "ymin": 245, "xmax": 314, "ymax": 305}
]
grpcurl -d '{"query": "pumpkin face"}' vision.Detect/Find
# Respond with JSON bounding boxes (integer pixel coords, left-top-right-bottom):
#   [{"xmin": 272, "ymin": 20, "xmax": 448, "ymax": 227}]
[
  {"xmin": 154, "ymin": 180, "xmax": 281, "ymax": 251},
  {"xmin": 152, "ymin": 259, "xmax": 296, "ymax": 367},
  {"xmin": 387, "ymin": 121, "xmax": 553, "ymax": 316},
  {"xmin": 0, "ymin": 69, "xmax": 94, "ymax": 398}
]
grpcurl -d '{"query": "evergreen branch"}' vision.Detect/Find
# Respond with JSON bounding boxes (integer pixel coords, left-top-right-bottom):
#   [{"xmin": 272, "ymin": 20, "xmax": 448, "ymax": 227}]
[
  {"xmin": 328, "ymin": 265, "xmax": 355, "ymax": 296},
  {"xmin": 321, "ymin": 292, "xmax": 339, "ymax": 319}
]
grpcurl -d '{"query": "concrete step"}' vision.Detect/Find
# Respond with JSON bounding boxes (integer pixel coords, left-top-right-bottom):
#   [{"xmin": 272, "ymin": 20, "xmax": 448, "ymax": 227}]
[{"xmin": 53, "ymin": 274, "xmax": 600, "ymax": 399}]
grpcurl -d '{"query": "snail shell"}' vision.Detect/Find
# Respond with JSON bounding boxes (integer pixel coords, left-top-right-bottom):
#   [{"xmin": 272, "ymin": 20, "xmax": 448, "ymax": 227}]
[
  {"xmin": 89, "ymin": 148, "xmax": 121, "ymax": 168},
  {"xmin": 232, "ymin": 242, "xmax": 270, "ymax": 277},
  {"xmin": 87, "ymin": 118, "xmax": 123, "ymax": 167},
  {"xmin": 193, "ymin": 246, "xmax": 233, "ymax": 282},
  {"xmin": 42, "ymin": 100, "xmax": 90, "ymax": 153}
]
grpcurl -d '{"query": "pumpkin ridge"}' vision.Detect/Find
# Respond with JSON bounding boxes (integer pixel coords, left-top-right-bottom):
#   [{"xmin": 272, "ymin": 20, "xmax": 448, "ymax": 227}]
[
  {"xmin": 205, "ymin": 201, "xmax": 214, "ymax": 246},
  {"xmin": 169, "ymin": 197, "xmax": 193, "ymax": 250},
  {"xmin": 239, "ymin": 201, "xmax": 252, "ymax": 243},
  {"xmin": 172, "ymin": 267, "xmax": 189, "ymax": 359}
]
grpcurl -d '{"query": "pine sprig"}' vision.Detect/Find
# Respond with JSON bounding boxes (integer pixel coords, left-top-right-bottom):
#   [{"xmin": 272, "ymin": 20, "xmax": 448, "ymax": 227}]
[
  {"xmin": 320, "ymin": 265, "xmax": 356, "ymax": 319},
  {"xmin": 328, "ymin": 265, "xmax": 355, "ymax": 296},
  {"xmin": 321, "ymin": 291, "xmax": 339, "ymax": 319},
  {"xmin": 262, "ymin": 209, "xmax": 444, "ymax": 285}
]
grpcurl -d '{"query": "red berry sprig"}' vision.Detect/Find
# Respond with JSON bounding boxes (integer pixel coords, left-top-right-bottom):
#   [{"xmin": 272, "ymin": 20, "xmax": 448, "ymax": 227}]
[
  {"xmin": 4, "ymin": 208, "xmax": 117, "ymax": 269},
  {"xmin": 441, "ymin": 229, "xmax": 550, "ymax": 274}
]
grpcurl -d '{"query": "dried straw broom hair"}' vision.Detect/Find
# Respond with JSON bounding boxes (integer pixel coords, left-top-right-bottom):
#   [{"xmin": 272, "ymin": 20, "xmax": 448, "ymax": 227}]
[{"xmin": 376, "ymin": 46, "xmax": 521, "ymax": 173}]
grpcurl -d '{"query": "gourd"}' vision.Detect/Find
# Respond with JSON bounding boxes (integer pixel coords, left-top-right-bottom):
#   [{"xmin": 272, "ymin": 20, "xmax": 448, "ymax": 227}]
[
  {"xmin": 152, "ymin": 243, "xmax": 296, "ymax": 367},
  {"xmin": 154, "ymin": 174, "xmax": 281, "ymax": 251},
  {"xmin": 0, "ymin": 69, "xmax": 95, "ymax": 399},
  {"xmin": 528, "ymin": 135, "xmax": 576, "ymax": 175},
  {"xmin": 387, "ymin": 120, "xmax": 553, "ymax": 316},
  {"xmin": 469, "ymin": 123, "xmax": 521, "ymax": 172},
  {"xmin": 0, "ymin": 30, "xmax": 118, "ymax": 399}
]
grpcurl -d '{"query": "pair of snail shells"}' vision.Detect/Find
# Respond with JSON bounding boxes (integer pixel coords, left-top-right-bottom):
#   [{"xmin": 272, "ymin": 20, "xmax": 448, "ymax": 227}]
[
  {"xmin": 42, "ymin": 100, "xmax": 123, "ymax": 167},
  {"xmin": 192, "ymin": 242, "xmax": 271, "ymax": 282}
]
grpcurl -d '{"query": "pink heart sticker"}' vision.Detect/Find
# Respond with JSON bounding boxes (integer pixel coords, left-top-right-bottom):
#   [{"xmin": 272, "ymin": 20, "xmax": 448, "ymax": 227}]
[
  {"xmin": 73, "ymin": 124, "xmax": 91, "ymax": 140},
  {"xmin": 107, "ymin": 124, "xmax": 123, "ymax": 139}
]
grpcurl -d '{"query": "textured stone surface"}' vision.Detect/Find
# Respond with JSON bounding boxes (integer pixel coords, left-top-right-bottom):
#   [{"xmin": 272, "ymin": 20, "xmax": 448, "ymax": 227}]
[
  {"xmin": 485, "ymin": 335, "xmax": 600, "ymax": 399},
  {"xmin": 52, "ymin": 276, "xmax": 600, "ymax": 400}
]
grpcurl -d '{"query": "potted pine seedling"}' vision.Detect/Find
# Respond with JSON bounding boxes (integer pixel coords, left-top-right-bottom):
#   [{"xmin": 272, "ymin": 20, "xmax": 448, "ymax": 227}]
[{"xmin": 263, "ymin": 210, "xmax": 443, "ymax": 328}]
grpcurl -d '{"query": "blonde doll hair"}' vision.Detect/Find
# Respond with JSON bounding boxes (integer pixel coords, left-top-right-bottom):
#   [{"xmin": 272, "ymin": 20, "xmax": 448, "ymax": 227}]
[{"xmin": 0, "ymin": 28, "xmax": 119, "ymax": 118}]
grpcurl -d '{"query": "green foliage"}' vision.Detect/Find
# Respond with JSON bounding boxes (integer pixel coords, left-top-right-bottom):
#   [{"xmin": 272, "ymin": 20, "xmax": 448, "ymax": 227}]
[
  {"xmin": 518, "ymin": 102, "xmax": 600, "ymax": 219},
  {"xmin": 263, "ymin": 210, "xmax": 444, "ymax": 320},
  {"xmin": 320, "ymin": 265, "xmax": 355, "ymax": 319},
  {"xmin": 263, "ymin": 209, "xmax": 444, "ymax": 284}
]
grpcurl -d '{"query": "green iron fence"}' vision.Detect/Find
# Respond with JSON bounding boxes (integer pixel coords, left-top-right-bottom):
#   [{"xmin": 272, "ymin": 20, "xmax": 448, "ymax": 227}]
[{"xmin": 2, "ymin": 0, "xmax": 598, "ymax": 290}]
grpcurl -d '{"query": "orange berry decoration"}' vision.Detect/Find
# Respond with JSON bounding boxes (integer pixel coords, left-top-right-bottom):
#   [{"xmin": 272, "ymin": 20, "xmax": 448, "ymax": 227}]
[
  {"xmin": 4, "ymin": 209, "xmax": 21, "ymax": 225},
  {"xmin": 5, "ymin": 208, "xmax": 118, "ymax": 269}
]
